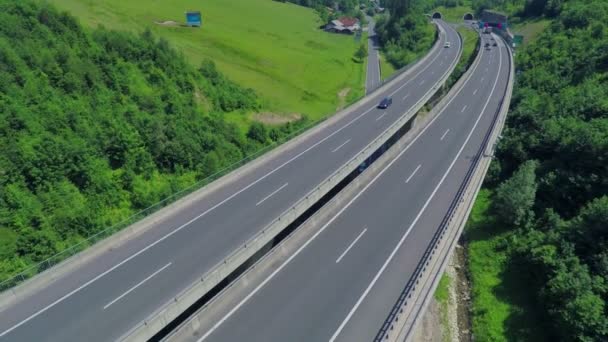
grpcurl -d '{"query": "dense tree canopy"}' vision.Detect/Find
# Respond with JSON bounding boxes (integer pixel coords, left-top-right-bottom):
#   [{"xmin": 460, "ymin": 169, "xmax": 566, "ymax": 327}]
[
  {"xmin": 485, "ymin": 0, "xmax": 608, "ymax": 339},
  {"xmin": 0, "ymin": 0, "xmax": 306, "ymax": 284},
  {"xmin": 375, "ymin": 0, "xmax": 436, "ymax": 68}
]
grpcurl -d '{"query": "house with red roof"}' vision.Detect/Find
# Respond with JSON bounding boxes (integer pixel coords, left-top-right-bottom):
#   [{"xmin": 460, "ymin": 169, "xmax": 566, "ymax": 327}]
[{"xmin": 325, "ymin": 16, "xmax": 361, "ymax": 34}]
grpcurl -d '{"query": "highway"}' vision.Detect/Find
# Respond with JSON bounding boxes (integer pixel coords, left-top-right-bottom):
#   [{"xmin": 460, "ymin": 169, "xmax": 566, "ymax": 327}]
[
  {"xmin": 365, "ymin": 16, "xmax": 381, "ymax": 93},
  {"xmin": 0, "ymin": 21, "xmax": 461, "ymax": 342},
  {"xmin": 186, "ymin": 34, "xmax": 511, "ymax": 342}
]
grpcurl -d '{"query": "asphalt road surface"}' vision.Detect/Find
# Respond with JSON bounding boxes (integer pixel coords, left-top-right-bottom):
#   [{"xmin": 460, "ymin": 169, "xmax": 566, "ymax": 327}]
[
  {"xmin": 365, "ymin": 16, "xmax": 381, "ymax": 93},
  {"xmin": 195, "ymin": 34, "xmax": 511, "ymax": 342},
  {"xmin": 0, "ymin": 21, "xmax": 461, "ymax": 342}
]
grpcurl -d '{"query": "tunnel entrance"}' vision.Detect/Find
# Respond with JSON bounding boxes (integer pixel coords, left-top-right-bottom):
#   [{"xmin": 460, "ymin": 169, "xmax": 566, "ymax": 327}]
[
  {"xmin": 432, "ymin": 12, "xmax": 442, "ymax": 19},
  {"xmin": 463, "ymin": 13, "xmax": 474, "ymax": 20}
]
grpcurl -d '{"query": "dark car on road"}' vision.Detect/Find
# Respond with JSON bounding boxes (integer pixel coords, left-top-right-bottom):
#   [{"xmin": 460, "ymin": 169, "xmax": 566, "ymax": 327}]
[{"xmin": 378, "ymin": 97, "xmax": 393, "ymax": 109}]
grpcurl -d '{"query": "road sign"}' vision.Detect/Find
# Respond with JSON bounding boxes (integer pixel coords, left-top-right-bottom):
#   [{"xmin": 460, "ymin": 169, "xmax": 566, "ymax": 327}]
[{"xmin": 514, "ymin": 35, "xmax": 524, "ymax": 47}]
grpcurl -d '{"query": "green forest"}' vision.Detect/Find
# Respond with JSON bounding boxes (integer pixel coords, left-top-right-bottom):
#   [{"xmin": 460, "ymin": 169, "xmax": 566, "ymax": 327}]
[
  {"xmin": 0, "ymin": 1, "xmax": 308, "ymax": 284},
  {"xmin": 375, "ymin": 0, "xmax": 436, "ymax": 68},
  {"xmin": 475, "ymin": 0, "xmax": 608, "ymax": 340}
]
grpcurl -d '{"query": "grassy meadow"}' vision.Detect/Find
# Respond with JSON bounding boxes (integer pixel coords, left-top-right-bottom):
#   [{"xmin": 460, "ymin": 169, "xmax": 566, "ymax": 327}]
[{"xmin": 48, "ymin": 0, "xmax": 366, "ymax": 121}]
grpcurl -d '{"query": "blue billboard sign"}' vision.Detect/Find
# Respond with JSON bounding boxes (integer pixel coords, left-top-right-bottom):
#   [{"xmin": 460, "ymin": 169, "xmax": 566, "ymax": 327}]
[{"xmin": 186, "ymin": 11, "xmax": 202, "ymax": 27}]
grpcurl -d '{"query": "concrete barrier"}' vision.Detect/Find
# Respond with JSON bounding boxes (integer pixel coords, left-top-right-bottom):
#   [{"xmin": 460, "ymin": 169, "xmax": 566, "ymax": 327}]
[
  {"xmin": 163, "ymin": 29, "xmax": 473, "ymax": 342},
  {"xmin": 375, "ymin": 33, "xmax": 514, "ymax": 342},
  {"xmin": 0, "ymin": 21, "xmax": 450, "ymax": 314},
  {"xmin": 118, "ymin": 23, "xmax": 463, "ymax": 342}
]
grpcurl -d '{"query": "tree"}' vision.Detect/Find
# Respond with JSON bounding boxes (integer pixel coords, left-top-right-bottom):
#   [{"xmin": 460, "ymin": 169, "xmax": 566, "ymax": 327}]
[
  {"xmin": 354, "ymin": 44, "xmax": 368, "ymax": 62},
  {"xmin": 492, "ymin": 160, "xmax": 538, "ymax": 227}
]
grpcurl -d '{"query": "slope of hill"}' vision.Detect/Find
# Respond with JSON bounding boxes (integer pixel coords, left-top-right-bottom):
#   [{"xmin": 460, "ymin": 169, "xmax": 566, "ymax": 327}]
[
  {"xmin": 0, "ymin": 0, "xmax": 305, "ymax": 286},
  {"xmin": 464, "ymin": 0, "xmax": 608, "ymax": 340},
  {"xmin": 48, "ymin": 0, "xmax": 366, "ymax": 121}
]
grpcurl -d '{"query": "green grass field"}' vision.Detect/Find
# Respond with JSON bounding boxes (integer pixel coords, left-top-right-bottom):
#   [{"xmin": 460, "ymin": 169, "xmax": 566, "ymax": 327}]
[
  {"xmin": 379, "ymin": 51, "xmax": 396, "ymax": 80},
  {"xmin": 48, "ymin": 0, "xmax": 365, "ymax": 121},
  {"xmin": 465, "ymin": 189, "xmax": 548, "ymax": 341}
]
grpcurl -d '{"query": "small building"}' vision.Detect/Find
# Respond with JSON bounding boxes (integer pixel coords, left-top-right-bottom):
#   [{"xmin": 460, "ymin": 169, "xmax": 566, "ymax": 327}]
[
  {"xmin": 325, "ymin": 17, "xmax": 361, "ymax": 34},
  {"xmin": 185, "ymin": 11, "xmax": 202, "ymax": 27},
  {"xmin": 479, "ymin": 9, "xmax": 508, "ymax": 30}
]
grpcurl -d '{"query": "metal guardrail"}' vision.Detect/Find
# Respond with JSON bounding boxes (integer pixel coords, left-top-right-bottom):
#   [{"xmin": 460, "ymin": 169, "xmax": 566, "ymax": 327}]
[
  {"xmin": 120, "ymin": 22, "xmax": 462, "ymax": 341},
  {"xmin": 0, "ymin": 22, "xmax": 447, "ymax": 293},
  {"xmin": 119, "ymin": 23, "xmax": 461, "ymax": 342},
  {"xmin": 374, "ymin": 34, "xmax": 514, "ymax": 342}
]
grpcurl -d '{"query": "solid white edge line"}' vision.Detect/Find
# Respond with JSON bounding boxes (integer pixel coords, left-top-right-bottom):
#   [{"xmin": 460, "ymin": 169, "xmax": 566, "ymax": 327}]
[
  {"xmin": 255, "ymin": 183, "xmax": 288, "ymax": 206},
  {"xmin": 335, "ymin": 228, "xmax": 368, "ymax": 264},
  {"xmin": 103, "ymin": 263, "xmax": 172, "ymax": 310},
  {"xmin": 0, "ymin": 97, "xmax": 382, "ymax": 338},
  {"xmin": 440, "ymin": 129, "xmax": 450, "ymax": 141},
  {"xmin": 328, "ymin": 42, "xmax": 503, "ymax": 342},
  {"xmin": 1, "ymin": 22, "xmax": 453, "ymax": 336},
  {"xmin": 196, "ymin": 33, "xmax": 485, "ymax": 342},
  {"xmin": 331, "ymin": 139, "xmax": 351, "ymax": 153},
  {"xmin": 405, "ymin": 164, "xmax": 422, "ymax": 184}
]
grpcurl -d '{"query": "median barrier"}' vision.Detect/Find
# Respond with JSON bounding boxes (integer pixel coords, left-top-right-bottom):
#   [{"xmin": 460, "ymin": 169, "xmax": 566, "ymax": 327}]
[{"xmin": 119, "ymin": 22, "xmax": 462, "ymax": 342}]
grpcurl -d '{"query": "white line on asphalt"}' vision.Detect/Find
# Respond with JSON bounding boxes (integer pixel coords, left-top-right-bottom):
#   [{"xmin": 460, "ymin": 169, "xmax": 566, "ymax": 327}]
[
  {"xmin": 329, "ymin": 41, "xmax": 503, "ymax": 342},
  {"xmin": 0, "ymin": 95, "xmax": 384, "ymax": 339},
  {"xmin": 461, "ymin": 105, "xmax": 467, "ymax": 113},
  {"xmin": 103, "ymin": 263, "xmax": 171, "ymax": 310},
  {"xmin": 335, "ymin": 228, "xmax": 368, "ymax": 264},
  {"xmin": 440, "ymin": 129, "xmax": 450, "ymax": 141},
  {"xmin": 402, "ymin": 93, "xmax": 410, "ymax": 101},
  {"xmin": 331, "ymin": 139, "xmax": 351, "ymax": 153},
  {"xmin": 405, "ymin": 164, "xmax": 422, "ymax": 183},
  {"xmin": 419, "ymin": 79, "xmax": 426, "ymax": 85},
  {"xmin": 473, "ymin": 88, "xmax": 478, "ymax": 95},
  {"xmin": 375, "ymin": 113, "xmax": 387, "ymax": 121},
  {"xmin": 256, "ymin": 183, "xmax": 288, "ymax": 206},
  {"xmin": 195, "ymin": 26, "xmax": 484, "ymax": 342},
  {"xmin": 387, "ymin": 38, "xmax": 449, "ymax": 98}
]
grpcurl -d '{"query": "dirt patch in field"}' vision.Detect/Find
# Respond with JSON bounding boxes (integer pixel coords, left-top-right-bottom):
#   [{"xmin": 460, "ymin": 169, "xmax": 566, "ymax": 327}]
[
  {"xmin": 336, "ymin": 88, "xmax": 351, "ymax": 110},
  {"xmin": 155, "ymin": 20, "xmax": 180, "ymax": 27},
  {"xmin": 253, "ymin": 112, "xmax": 302, "ymax": 125}
]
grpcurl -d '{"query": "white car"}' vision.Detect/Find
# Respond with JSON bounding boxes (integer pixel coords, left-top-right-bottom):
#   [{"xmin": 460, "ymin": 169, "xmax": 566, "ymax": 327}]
[{"xmin": 444, "ymin": 42, "xmax": 451, "ymax": 48}]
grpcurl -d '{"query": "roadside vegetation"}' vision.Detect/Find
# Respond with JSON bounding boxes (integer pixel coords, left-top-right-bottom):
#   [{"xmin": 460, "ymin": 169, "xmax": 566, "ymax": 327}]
[
  {"xmin": 379, "ymin": 52, "xmax": 397, "ymax": 80},
  {"xmin": 48, "ymin": 0, "xmax": 366, "ymax": 122},
  {"xmin": 463, "ymin": 0, "xmax": 608, "ymax": 340},
  {"xmin": 375, "ymin": 0, "xmax": 436, "ymax": 70},
  {"xmin": 0, "ymin": 1, "xmax": 311, "ymax": 286}
]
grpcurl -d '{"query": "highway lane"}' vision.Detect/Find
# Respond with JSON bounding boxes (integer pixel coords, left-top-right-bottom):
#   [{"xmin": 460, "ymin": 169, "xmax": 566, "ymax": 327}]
[
  {"xmin": 0, "ymin": 21, "xmax": 460, "ymax": 342},
  {"xmin": 365, "ymin": 16, "xmax": 381, "ymax": 93},
  {"xmin": 196, "ymin": 34, "xmax": 510, "ymax": 342}
]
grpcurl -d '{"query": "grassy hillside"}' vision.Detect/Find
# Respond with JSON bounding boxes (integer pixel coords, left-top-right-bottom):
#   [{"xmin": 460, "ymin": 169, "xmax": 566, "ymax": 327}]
[
  {"xmin": 48, "ymin": 0, "xmax": 366, "ymax": 121},
  {"xmin": 0, "ymin": 1, "xmax": 309, "ymax": 288}
]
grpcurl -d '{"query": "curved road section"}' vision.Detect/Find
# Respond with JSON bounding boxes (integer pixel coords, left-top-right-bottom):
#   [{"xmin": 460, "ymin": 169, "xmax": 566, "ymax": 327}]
[
  {"xmin": 186, "ymin": 34, "xmax": 511, "ymax": 342},
  {"xmin": 0, "ymin": 21, "xmax": 460, "ymax": 342}
]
